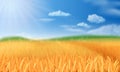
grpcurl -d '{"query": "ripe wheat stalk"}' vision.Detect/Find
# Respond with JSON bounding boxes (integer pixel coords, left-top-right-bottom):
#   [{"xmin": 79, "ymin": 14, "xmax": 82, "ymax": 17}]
[{"xmin": 0, "ymin": 55, "xmax": 119, "ymax": 72}]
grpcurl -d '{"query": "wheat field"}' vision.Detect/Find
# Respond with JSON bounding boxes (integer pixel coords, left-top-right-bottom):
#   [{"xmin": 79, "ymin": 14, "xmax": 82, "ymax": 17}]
[
  {"xmin": 0, "ymin": 40, "xmax": 120, "ymax": 72},
  {"xmin": 0, "ymin": 55, "xmax": 120, "ymax": 72}
]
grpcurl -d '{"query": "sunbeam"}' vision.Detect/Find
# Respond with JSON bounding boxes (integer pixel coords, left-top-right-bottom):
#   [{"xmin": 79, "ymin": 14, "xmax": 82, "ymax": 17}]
[{"xmin": 0, "ymin": 0, "xmax": 47, "ymax": 35}]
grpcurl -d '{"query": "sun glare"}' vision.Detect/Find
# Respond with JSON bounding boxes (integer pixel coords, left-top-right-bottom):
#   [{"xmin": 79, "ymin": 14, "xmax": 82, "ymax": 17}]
[{"xmin": 0, "ymin": 0, "xmax": 46, "ymax": 33}]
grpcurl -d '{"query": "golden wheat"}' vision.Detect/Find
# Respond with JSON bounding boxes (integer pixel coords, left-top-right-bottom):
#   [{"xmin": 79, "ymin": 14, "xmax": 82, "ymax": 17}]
[
  {"xmin": 0, "ymin": 55, "xmax": 119, "ymax": 72},
  {"xmin": 0, "ymin": 41, "xmax": 120, "ymax": 72}
]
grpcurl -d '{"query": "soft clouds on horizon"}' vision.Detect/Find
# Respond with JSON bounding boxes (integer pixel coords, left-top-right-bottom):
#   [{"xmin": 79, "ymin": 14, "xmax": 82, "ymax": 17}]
[
  {"xmin": 61, "ymin": 22, "xmax": 90, "ymax": 32},
  {"xmin": 61, "ymin": 24, "xmax": 84, "ymax": 32},
  {"xmin": 87, "ymin": 14, "xmax": 105, "ymax": 23},
  {"xmin": 87, "ymin": 24, "xmax": 120, "ymax": 35},
  {"xmin": 107, "ymin": 9, "xmax": 120, "ymax": 16},
  {"xmin": 48, "ymin": 10, "xmax": 71, "ymax": 16},
  {"xmin": 62, "ymin": 23, "xmax": 120, "ymax": 36},
  {"xmin": 39, "ymin": 18, "xmax": 55, "ymax": 22}
]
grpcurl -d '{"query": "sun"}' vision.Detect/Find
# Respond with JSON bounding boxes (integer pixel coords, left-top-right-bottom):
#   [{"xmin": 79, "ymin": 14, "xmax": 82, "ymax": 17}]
[
  {"xmin": 0, "ymin": 0, "xmax": 46, "ymax": 34},
  {"xmin": 0, "ymin": 0, "xmax": 34, "ymax": 29}
]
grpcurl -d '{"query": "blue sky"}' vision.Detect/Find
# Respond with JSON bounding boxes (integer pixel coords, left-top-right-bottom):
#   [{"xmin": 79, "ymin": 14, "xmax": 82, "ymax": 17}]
[{"xmin": 0, "ymin": 0, "xmax": 120, "ymax": 39}]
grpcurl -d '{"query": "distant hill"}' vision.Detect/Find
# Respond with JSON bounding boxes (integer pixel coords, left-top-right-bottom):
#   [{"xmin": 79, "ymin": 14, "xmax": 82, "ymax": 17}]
[
  {"xmin": 0, "ymin": 36, "xmax": 29, "ymax": 41},
  {"xmin": 50, "ymin": 35, "xmax": 120, "ymax": 40},
  {"xmin": 0, "ymin": 35, "xmax": 120, "ymax": 41}
]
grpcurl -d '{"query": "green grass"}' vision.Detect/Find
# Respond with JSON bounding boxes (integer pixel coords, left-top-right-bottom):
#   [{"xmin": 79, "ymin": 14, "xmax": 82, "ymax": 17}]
[
  {"xmin": 0, "ymin": 36, "xmax": 29, "ymax": 41},
  {"xmin": 0, "ymin": 35, "xmax": 120, "ymax": 41},
  {"xmin": 50, "ymin": 35, "xmax": 120, "ymax": 41}
]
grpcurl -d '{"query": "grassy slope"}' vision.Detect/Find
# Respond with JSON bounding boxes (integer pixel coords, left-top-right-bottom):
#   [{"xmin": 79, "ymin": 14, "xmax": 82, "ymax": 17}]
[
  {"xmin": 0, "ymin": 36, "xmax": 29, "ymax": 41},
  {"xmin": 50, "ymin": 35, "xmax": 120, "ymax": 41},
  {"xmin": 0, "ymin": 35, "xmax": 120, "ymax": 41}
]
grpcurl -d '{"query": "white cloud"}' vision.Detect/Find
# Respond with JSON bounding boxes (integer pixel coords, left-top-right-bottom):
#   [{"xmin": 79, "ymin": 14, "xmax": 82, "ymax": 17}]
[
  {"xmin": 48, "ymin": 10, "xmax": 71, "ymax": 16},
  {"xmin": 107, "ymin": 8, "xmax": 120, "ymax": 16},
  {"xmin": 39, "ymin": 18, "xmax": 55, "ymax": 22},
  {"xmin": 61, "ymin": 25, "xmax": 84, "ymax": 32},
  {"xmin": 66, "ymin": 28, "xmax": 85, "ymax": 32},
  {"xmin": 87, "ymin": 14, "xmax": 105, "ymax": 23},
  {"xmin": 61, "ymin": 23, "xmax": 90, "ymax": 32},
  {"xmin": 61, "ymin": 22, "xmax": 91, "ymax": 32},
  {"xmin": 87, "ymin": 24, "xmax": 120, "ymax": 35},
  {"xmin": 77, "ymin": 22, "xmax": 90, "ymax": 28}
]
